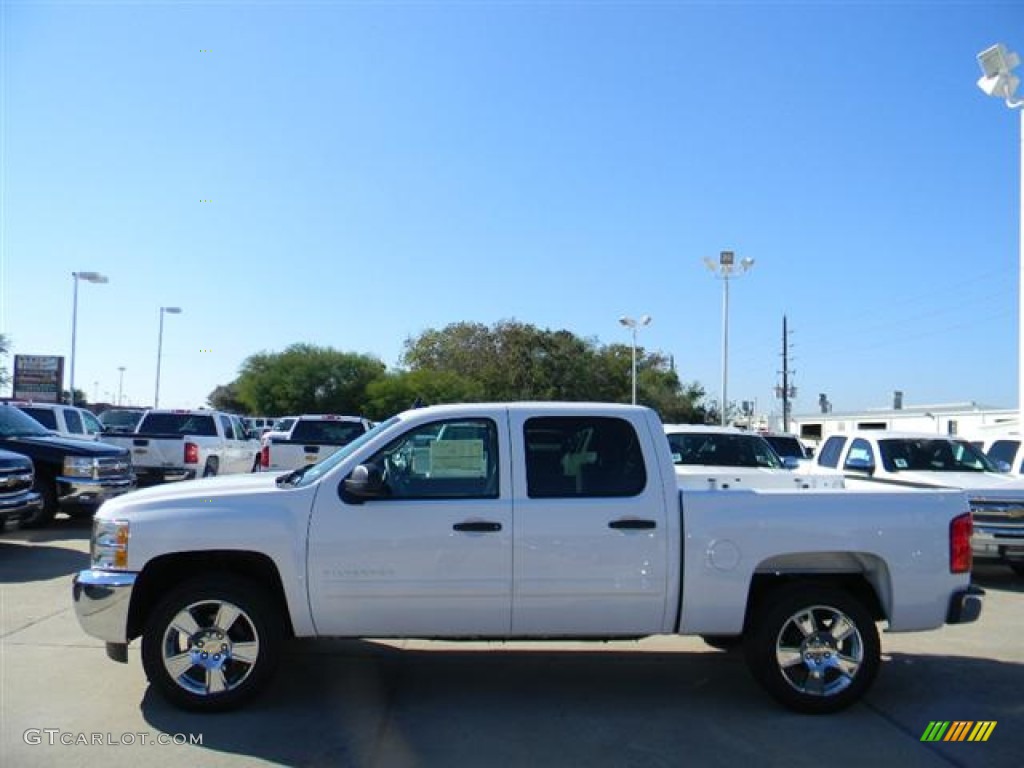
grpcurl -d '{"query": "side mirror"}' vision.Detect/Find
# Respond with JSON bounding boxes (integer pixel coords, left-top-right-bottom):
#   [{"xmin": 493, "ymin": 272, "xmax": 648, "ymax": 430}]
[
  {"xmin": 844, "ymin": 457, "xmax": 875, "ymax": 475},
  {"xmin": 781, "ymin": 456, "xmax": 800, "ymax": 470},
  {"xmin": 342, "ymin": 463, "xmax": 387, "ymax": 501},
  {"xmin": 995, "ymin": 460, "xmax": 1012, "ymax": 473}
]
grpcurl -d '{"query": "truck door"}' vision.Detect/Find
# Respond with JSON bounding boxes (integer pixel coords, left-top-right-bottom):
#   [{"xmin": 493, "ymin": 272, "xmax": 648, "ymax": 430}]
[
  {"xmin": 306, "ymin": 409, "xmax": 513, "ymax": 637},
  {"xmin": 508, "ymin": 413, "xmax": 670, "ymax": 635}
]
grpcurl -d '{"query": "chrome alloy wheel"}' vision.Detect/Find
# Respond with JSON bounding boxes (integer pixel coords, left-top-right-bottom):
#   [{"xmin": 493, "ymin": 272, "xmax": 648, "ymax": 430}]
[
  {"xmin": 160, "ymin": 599, "xmax": 260, "ymax": 696},
  {"xmin": 774, "ymin": 604, "xmax": 864, "ymax": 698}
]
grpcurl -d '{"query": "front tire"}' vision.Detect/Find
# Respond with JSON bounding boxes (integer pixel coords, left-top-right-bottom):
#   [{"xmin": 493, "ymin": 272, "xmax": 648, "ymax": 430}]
[
  {"xmin": 743, "ymin": 584, "xmax": 880, "ymax": 714},
  {"xmin": 1009, "ymin": 563, "xmax": 1024, "ymax": 578},
  {"xmin": 141, "ymin": 576, "xmax": 283, "ymax": 712},
  {"xmin": 19, "ymin": 475, "xmax": 58, "ymax": 529}
]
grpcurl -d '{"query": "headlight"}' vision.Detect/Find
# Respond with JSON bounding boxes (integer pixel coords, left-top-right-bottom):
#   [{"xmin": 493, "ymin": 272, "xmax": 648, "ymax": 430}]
[
  {"xmin": 64, "ymin": 456, "xmax": 98, "ymax": 479},
  {"xmin": 91, "ymin": 519, "xmax": 130, "ymax": 569}
]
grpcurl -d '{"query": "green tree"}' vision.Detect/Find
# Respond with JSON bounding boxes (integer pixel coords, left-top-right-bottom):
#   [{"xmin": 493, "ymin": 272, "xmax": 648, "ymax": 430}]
[
  {"xmin": 234, "ymin": 344, "xmax": 386, "ymax": 416},
  {"xmin": 207, "ymin": 382, "xmax": 249, "ymax": 414},
  {"xmin": 364, "ymin": 369, "xmax": 485, "ymax": 421}
]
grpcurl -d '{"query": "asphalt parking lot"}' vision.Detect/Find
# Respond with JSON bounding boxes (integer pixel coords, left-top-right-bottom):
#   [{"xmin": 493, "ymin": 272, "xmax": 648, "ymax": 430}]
[{"xmin": 1, "ymin": 517, "xmax": 1022, "ymax": 768}]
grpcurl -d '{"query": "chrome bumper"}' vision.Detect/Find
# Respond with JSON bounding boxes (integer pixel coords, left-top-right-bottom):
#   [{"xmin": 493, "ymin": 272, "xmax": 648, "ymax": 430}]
[
  {"xmin": 72, "ymin": 570, "xmax": 137, "ymax": 657},
  {"xmin": 0, "ymin": 491, "xmax": 42, "ymax": 522},
  {"xmin": 57, "ymin": 476, "xmax": 136, "ymax": 508}
]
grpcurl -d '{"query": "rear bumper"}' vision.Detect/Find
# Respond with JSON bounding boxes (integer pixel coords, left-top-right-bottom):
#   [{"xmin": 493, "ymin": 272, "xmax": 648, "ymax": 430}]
[
  {"xmin": 971, "ymin": 527, "xmax": 1024, "ymax": 564},
  {"xmin": 946, "ymin": 585, "xmax": 985, "ymax": 624},
  {"xmin": 133, "ymin": 467, "xmax": 196, "ymax": 485}
]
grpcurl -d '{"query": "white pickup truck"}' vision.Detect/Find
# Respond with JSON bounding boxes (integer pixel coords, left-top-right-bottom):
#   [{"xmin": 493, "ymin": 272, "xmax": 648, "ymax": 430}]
[
  {"xmin": 259, "ymin": 414, "xmax": 372, "ymax": 472},
  {"xmin": 102, "ymin": 409, "xmax": 258, "ymax": 484},
  {"xmin": 815, "ymin": 430, "xmax": 1024, "ymax": 577},
  {"xmin": 664, "ymin": 424, "xmax": 843, "ymax": 490},
  {"xmin": 73, "ymin": 403, "xmax": 982, "ymax": 715}
]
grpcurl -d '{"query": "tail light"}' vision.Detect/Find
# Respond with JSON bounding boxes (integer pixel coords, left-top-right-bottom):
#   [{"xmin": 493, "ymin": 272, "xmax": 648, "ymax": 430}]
[
  {"xmin": 950, "ymin": 512, "xmax": 973, "ymax": 574},
  {"xmin": 184, "ymin": 442, "xmax": 200, "ymax": 465},
  {"xmin": 260, "ymin": 445, "xmax": 269, "ymax": 468}
]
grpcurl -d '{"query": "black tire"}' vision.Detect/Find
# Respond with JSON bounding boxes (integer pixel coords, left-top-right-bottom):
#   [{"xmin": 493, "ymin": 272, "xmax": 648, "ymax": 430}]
[
  {"xmin": 1010, "ymin": 563, "xmax": 1024, "ymax": 578},
  {"xmin": 19, "ymin": 475, "xmax": 58, "ymax": 530},
  {"xmin": 141, "ymin": 575, "xmax": 283, "ymax": 712},
  {"xmin": 743, "ymin": 584, "xmax": 880, "ymax": 714},
  {"xmin": 202, "ymin": 459, "xmax": 219, "ymax": 478},
  {"xmin": 701, "ymin": 635, "xmax": 742, "ymax": 652}
]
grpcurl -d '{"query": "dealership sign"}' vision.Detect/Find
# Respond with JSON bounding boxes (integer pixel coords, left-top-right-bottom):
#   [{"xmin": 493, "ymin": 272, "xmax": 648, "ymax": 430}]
[{"xmin": 13, "ymin": 355, "xmax": 65, "ymax": 403}]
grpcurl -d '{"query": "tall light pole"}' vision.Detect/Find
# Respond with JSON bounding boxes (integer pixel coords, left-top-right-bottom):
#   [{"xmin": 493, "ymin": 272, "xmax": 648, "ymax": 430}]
[
  {"xmin": 703, "ymin": 250, "xmax": 754, "ymax": 425},
  {"xmin": 70, "ymin": 271, "xmax": 109, "ymax": 405},
  {"xmin": 619, "ymin": 315, "xmax": 652, "ymax": 405},
  {"xmin": 976, "ymin": 43, "xmax": 1023, "ymax": 421},
  {"xmin": 117, "ymin": 366, "xmax": 126, "ymax": 406},
  {"xmin": 154, "ymin": 306, "xmax": 182, "ymax": 408}
]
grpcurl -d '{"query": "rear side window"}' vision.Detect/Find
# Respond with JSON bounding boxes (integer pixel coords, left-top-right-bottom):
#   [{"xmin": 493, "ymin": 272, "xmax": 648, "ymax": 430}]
[
  {"xmin": 988, "ymin": 440, "xmax": 1020, "ymax": 471},
  {"xmin": 524, "ymin": 416, "xmax": 647, "ymax": 498},
  {"xmin": 64, "ymin": 408, "xmax": 84, "ymax": 434},
  {"xmin": 817, "ymin": 436, "xmax": 846, "ymax": 468},
  {"xmin": 20, "ymin": 407, "xmax": 57, "ymax": 430}
]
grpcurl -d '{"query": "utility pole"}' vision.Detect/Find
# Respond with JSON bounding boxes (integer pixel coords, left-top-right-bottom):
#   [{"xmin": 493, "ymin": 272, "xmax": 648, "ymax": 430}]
[{"xmin": 776, "ymin": 315, "xmax": 796, "ymax": 432}]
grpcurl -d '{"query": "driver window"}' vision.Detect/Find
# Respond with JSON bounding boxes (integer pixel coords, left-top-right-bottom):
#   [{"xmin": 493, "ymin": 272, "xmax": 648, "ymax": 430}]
[
  {"xmin": 366, "ymin": 418, "xmax": 499, "ymax": 499},
  {"xmin": 844, "ymin": 438, "xmax": 875, "ymax": 470}
]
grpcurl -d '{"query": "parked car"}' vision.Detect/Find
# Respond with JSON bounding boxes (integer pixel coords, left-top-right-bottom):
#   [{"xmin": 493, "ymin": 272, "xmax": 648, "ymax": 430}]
[
  {"xmin": 0, "ymin": 448, "xmax": 43, "ymax": 528},
  {"xmin": 74, "ymin": 402, "xmax": 980, "ymax": 714},
  {"xmin": 260, "ymin": 414, "xmax": 373, "ymax": 472},
  {"xmin": 759, "ymin": 431, "xmax": 814, "ymax": 464},
  {"xmin": 101, "ymin": 409, "xmax": 258, "ymax": 484},
  {"xmin": 816, "ymin": 430, "xmax": 1024, "ymax": 577},
  {"xmin": 663, "ymin": 424, "xmax": 842, "ymax": 490},
  {"xmin": 98, "ymin": 408, "xmax": 146, "ymax": 434},
  {"xmin": 13, "ymin": 402, "xmax": 104, "ymax": 441},
  {"xmin": 0, "ymin": 402, "xmax": 135, "ymax": 528}
]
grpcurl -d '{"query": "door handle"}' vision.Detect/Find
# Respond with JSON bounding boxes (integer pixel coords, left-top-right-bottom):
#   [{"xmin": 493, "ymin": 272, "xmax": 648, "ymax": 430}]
[
  {"xmin": 608, "ymin": 519, "xmax": 657, "ymax": 530},
  {"xmin": 453, "ymin": 521, "xmax": 502, "ymax": 533}
]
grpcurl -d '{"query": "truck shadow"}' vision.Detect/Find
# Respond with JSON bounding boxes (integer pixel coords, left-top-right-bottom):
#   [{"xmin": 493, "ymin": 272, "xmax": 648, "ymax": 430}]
[
  {"xmin": 0, "ymin": 517, "xmax": 91, "ymax": 583},
  {"xmin": 140, "ymin": 643, "xmax": 1024, "ymax": 768},
  {"xmin": 972, "ymin": 563, "xmax": 1024, "ymax": 594}
]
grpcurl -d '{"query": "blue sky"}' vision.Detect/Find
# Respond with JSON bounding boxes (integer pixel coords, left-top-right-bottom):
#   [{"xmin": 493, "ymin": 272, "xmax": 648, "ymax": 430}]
[{"xmin": 2, "ymin": 0, "xmax": 1022, "ymax": 417}]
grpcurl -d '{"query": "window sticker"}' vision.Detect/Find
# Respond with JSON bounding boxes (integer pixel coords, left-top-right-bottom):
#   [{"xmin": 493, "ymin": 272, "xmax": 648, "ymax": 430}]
[
  {"xmin": 430, "ymin": 439, "xmax": 486, "ymax": 477},
  {"xmin": 894, "ymin": 458, "xmax": 908, "ymax": 469}
]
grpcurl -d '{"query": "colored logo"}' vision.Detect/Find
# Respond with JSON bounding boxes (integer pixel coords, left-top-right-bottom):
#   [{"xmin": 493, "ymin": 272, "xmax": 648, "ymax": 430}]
[{"xmin": 921, "ymin": 721, "xmax": 996, "ymax": 742}]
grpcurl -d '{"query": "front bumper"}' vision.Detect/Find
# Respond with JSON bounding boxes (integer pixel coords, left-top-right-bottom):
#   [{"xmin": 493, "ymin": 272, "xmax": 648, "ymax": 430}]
[
  {"xmin": 0, "ymin": 491, "xmax": 42, "ymax": 523},
  {"xmin": 57, "ymin": 476, "xmax": 136, "ymax": 509},
  {"xmin": 72, "ymin": 569, "xmax": 137, "ymax": 659},
  {"xmin": 971, "ymin": 527, "xmax": 1024, "ymax": 565},
  {"xmin": 946, "ymin": 584, "xmax": 985, "ymax": 624}
]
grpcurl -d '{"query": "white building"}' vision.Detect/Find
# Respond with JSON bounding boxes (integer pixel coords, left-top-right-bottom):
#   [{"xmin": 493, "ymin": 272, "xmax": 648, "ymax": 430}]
[{"xmin": 790, "ymin": 398, "xmax": 1018, "ymax": 449}]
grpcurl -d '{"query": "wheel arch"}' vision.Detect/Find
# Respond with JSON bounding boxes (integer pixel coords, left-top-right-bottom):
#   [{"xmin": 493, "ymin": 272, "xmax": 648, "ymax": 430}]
[{"xmin": 127, "ymin": 550, "xmax": 294, "ymax": 641}]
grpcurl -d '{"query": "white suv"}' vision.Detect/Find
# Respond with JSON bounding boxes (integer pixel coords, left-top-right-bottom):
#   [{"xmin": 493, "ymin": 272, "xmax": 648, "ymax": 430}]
[{"xmin": 14, "ymin": 402, "xmax": 105, "ymax": 441}]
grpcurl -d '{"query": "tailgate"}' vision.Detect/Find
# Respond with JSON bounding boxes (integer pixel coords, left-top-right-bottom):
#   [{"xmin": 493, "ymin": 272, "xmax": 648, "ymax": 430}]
[
  {"xmin": 266, "ymin": 440, "xmax": 342, "ymax": 471},
  {"xmin": 125, "ymin": 435, "xmax": 186, "ymax": 469}
]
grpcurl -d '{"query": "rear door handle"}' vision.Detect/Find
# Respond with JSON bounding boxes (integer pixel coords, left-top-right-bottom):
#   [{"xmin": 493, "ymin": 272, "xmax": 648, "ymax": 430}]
[
  {"xmin": 608, "ymin": 519, "xmax": 657, "ymax": 530},
  {"xmin": 453, "ymin": 522, "xmax": 502, "ymax": 533}
]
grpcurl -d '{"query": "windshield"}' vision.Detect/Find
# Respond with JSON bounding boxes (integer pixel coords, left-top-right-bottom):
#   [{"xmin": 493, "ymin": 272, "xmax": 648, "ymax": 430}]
[
  {"xmin": 878, "ymin": 438, "xmax": 999, "ymax": 473},
  {"xmin": 666, "ymin": 431, "xmax": 783, "ymax": 469},
  {"xmin": 289, "ymin": 416, "xmax": 400, "ymax": 488},
  {"xmin": 100, "ymin": 410, "xmax": 144, "ymax": 428},
  {"xmin": 762, "ymin": 435, "xmax": 806, "ymax": 460},
  {"xmin": 0, "ymin": 404, "xmax": 52, "ymax": 437}
]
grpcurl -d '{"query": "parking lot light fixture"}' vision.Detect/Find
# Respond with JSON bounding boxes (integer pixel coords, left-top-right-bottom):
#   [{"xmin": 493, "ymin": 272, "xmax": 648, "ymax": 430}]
[
  {"xmin": 70, "ymin": 271, "xmax": 109, "ymax": 405},
  {"xmin": 976, "ymin": 43, "xmax": 1023, "ymax": 423},
  {"xmin": 704, "ymin": 251, "xmax": 754, "ymax": 426},
  {"xmin": 619, "ymin": 315, "xmax": 652, "ymax": 405},
  {"xmin": 154, "ymin": 306, "xmax": 183, "ymax": 408}
]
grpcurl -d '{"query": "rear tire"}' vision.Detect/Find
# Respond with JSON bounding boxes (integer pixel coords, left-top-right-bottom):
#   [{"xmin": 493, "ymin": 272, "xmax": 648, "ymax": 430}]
[
  {"xmin": 1009, "ymin": 563, "xmax": 1024, "ymax": 578},
  {"xmin": 141, "ymin": 575, "xmax": 283, "ymax": 712},
  {"xmin": 202, "ymin": 459, "xmax": 219, "ymax": 478},
  {"xmin": 19, "ymin": 476, "xmax": 58, "ymax": 529},
  {"xmin": 743, "ymin": 584, "xmax": 880, "ymax": 714}
]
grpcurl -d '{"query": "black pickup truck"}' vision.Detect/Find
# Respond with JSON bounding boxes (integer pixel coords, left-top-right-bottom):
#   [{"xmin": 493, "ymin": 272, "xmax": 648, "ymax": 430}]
[
  {"xmin": 0, "ymin": 448, "xmax": 43, "ymax": 528},
  {"xmin": 0, "ymin": 403, "xmax": 135, "ymax": 528}
]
